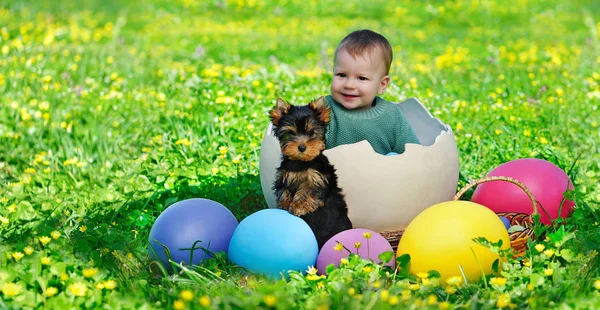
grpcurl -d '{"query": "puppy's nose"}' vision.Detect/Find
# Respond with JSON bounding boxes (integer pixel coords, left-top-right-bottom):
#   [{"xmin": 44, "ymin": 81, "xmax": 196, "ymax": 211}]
[{"xmin": 298, "ymin": 144, "xmax": 306, "ymax": 152}]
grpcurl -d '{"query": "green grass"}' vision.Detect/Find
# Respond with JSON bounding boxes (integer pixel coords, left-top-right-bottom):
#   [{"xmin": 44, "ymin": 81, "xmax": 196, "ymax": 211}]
[{"xmin": 1, "ymin": 0, "xmax": 599, "ymax": 308}]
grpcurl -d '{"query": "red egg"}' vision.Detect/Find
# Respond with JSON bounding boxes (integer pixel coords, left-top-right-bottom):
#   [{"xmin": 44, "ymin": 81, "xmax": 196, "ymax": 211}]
[{"xmin": 471, "ymin": 158, "xmax": 575, "ymax": 225}]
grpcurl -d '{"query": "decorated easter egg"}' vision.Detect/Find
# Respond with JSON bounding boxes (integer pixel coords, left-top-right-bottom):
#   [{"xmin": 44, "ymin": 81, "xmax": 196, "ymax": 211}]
[
  {"xmin": 148, "ymin": 198, "xmax": 238, "ymax": 271},
  {"xmin": 228, "ymin": 209, "xmax": 318, "ymax": 279},
  {"xmin": 471, "ymin": 158, "xmax": 575, "ymax": 225},
  {"xmin": 396, "ymin": 201, "xmax": 511, "ymax": 281},
  {"xmin": 499, "ymin": 216, "xmax": 511, "ymax": 230},
  {"xmin": 316, "ymin": 228, "xmax": 393, "ymax": 274}
]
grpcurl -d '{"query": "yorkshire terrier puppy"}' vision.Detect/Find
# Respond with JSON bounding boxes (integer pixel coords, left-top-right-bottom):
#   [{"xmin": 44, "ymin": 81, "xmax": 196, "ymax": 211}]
[{"xmin": 269, "ymin": 96, "xmax": 352, "ymax": 249}]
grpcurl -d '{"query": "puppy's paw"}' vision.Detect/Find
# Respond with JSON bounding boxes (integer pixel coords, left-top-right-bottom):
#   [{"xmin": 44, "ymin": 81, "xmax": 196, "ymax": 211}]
[{"xmin": 289, "ymin": 196, "xmax": 323, "ymax": 216}]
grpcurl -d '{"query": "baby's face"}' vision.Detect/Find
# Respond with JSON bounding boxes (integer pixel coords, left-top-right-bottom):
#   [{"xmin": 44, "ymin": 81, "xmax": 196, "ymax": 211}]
[{"xmin": 331, "ymin": 48, "xmax": 390, "ymax": 110}]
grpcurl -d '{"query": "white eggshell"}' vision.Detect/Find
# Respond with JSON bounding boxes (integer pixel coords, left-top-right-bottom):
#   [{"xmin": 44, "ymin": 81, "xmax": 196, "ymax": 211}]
[{"xmin": 259, "ymin": 98, "xmax": 459, "ymax": 231}]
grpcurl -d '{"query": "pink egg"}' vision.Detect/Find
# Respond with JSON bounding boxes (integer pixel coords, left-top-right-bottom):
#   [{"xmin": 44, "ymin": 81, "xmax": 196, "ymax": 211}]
[
  {"xmin": 316, "ymin": 228, "xmax": 394, "ymax": 275},
  {"xmin": 471, "ymin": 158, "xmax": 575, "ymax": 225}
]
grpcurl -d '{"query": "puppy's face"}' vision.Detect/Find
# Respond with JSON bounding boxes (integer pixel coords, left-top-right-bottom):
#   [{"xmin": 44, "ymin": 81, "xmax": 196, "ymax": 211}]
[{"xmin": 269, "ymin": 96, "xmax": 330, "ymax": 162}]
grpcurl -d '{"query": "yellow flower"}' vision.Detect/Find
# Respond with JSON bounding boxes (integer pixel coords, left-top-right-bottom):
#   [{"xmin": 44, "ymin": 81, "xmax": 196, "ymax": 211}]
[
  {"xmin": 527, "ymin": 283, "xmax": 535, "ymax": 290},
  {"xmin": 83, "ymin": 267, "xmax": 98, "ymax": 278},
  {"xmin": 496, "ymin": 293, "xmax": 511, "ymax": 308},
  {"xmin": 416, "ymin": 272, "xmax": 429, "ymax": 279},
  {"xmin": 175, "ymin": 138, "xmax": 191, "ymax": 146},
  {"xmin": 41, "ymin": 256, "xmax": 51, "ymax": 265},
  {"xmin": 388, "ymin": 295, "xmax": 399, "ymax": 305},
  {"xmin": 199, "ymin": 295, "xmax": 211, "ymax": 307},
  {"xmin": 362, "ymin": 232, "xmax": 372, "ymax": 239},
  {"xmin": 218, "ymin": 146, "xmax": 228, "ymax": 155},
  {"xmin": 446, "ymin": 276, "xmax": 463, "ymax": 286},
  {"xmin": 490, "ymin": 277, "xmax": 507, "ymax": 286},
  {"xmin": 439, "ymin": 301, "xmax": 450, "ymax": 309},
  {"xmin": 340, "ymin": 258, "xmax": 349, "ymax": 265},
  {"xmin": 173, "ymin": 300, "xmax": 185, "ymax": 310},
  {"xmin": 539, "ymin": 137, "xmax": 549, "ymax": 144},
  {"xmin": 380, "ymin": 289, "xmax": 389, "ymax": 301},
  {"xmin": 96, "ymin": 283, "xmax": 105, "ymax": 290},
  {"xmin": 67, "ymin": 282, "xmax": 88, "ymax": 297},
  {"xmin": 264, "ymin": 294, "xmax": 276, "ymax": 307},
  {"xmin": 180, "ymin": 290, "xmax": 194, "ymax": 301},
  {"xmin": 45, "ymin": 287, "xmax": 58, "ymax": 297},
  {"xmin": 60, "ymin": 273, "xmax": 69, "ymax": 281},
  {"xmin": 544, "ymin": 268, "xmax": 554, "ymax": 276},
  {"xmin": 334, "ymin": 242, "xmax": 343, "ymax": 251},
  {"xmin": 307, "ymin": 274, "xmax": 323, "ymax": 281},
  {"xmin": 39, "ymin": 236, "xmax": 51, "ymax": 246},
  {"xmin": 354, "ymin": 242, "xmax": 362, "ymax": 249},
  {"xmin": 427, "ymin": 294, "xmax": 437, "ymax": 305},
  {"xmin": 544, "ymin": 249, "xmax": 555, "ymax": 258},
  {"xmin": 103, "ymin": 280, "xmax": 117, "ymax": 290},
  {"xmin": 23, "ymin": 246, "xmax": 34, "ymax": 255},
  {"xmin": 50, "ymin": 230, "xmax": 61, "ymax": 239},
  {"xmin": 306, "ymin": 266, "xmax": 318, "ymax": 275},
  {"xmin": 534, "ymin": 244, "xmax": 545, "ymax": 252},
  {"xmin": 1, "ymin": 283, "xmax": 21, "ymax": 297},
  {"xmin": 79, "ymin": 225, "xmax": 87, "ymax": 233},
  {"xmin": 409, "ymin": 283, "xmax": 420, "ymax": 290},
  {"xmin": 362, "ymin": 266, "xmax": 374, "ymax": 273},
  {"xmin": 594, "ymin": 279, "xmax": 600, "ymax": 290},
  {"xmin": 12, "ymin": 252, "xmax": 24, "ymax": 261},
  {"xmin": 445, "ymin": 286, "xmax": 457, "ymax": 294},
  {"xmin": 347, "ymin": 287, "xmax": 356, "ymax": 296}
]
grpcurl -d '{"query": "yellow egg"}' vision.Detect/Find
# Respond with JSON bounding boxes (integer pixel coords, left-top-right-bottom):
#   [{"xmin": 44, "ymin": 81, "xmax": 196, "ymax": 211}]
[{"xmin": 396, "ymin": 201, "xmax": 510, "ymax": 281}]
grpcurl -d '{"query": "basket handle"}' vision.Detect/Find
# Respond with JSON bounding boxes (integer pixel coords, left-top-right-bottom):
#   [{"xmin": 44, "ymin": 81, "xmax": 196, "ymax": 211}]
[{"xmin": 453, "ymin": 176, "xmax": 538, "ymax": 216}]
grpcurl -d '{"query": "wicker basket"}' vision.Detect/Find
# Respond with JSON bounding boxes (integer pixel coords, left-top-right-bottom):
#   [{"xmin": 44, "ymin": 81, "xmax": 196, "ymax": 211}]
[{"xmin": 379, "ymin": 176, "xmax": 537, "ymax": 258}]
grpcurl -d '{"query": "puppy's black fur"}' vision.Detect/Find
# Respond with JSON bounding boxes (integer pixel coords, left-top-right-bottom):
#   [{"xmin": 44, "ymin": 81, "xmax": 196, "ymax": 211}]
[{"xmin": 269, "ymin": 96, "xmax": 352, "ymax": 249}]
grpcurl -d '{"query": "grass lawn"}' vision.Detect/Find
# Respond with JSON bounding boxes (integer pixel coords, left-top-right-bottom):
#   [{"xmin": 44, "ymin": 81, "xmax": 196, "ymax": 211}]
[{"xmin": 1, "ymin": 0, "xmax": 599, "ymax": 308}]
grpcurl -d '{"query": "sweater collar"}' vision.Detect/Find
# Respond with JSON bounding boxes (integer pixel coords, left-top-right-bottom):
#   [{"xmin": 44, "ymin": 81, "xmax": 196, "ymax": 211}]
[{"xmin": 326, "ymin": 95, "xmax": 388, "ymax": 120}]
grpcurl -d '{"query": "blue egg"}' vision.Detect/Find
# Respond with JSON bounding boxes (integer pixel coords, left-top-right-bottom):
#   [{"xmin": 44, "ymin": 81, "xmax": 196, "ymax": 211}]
[
  {"xmin": 228, "ymin": 209, "xmax": 318, "ymax": 279},
  {"xmin": 386, "ymin": 152, "xmax": 399, "ymax": 156},
  {"xmin": 499, "ymin": 216, "xmax": 511, "ymax": 230}
]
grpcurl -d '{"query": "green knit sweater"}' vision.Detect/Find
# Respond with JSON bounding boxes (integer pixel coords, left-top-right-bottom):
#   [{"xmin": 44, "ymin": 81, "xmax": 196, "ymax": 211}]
[{"xmin": 325, "ymin": 95, "xmax": 420, "ymax": 154}]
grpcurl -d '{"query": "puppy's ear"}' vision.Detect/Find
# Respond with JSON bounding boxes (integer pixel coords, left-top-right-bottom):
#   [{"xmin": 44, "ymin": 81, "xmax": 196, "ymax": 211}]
[
  {"xmin": 309, "ymin": 96, "xmax": 330, "ymax": 124},
  {"xmin": 269, "ymin": 98, "xmax": 291, "ymax": 125}
]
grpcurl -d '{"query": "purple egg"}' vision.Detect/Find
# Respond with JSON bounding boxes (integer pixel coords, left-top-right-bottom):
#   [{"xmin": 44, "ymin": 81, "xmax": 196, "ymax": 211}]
[
  {"xmin": 316, "ymin": 228, "xmax": 394, "ymax": 274},
  {"xmin": 148, "ymin": 198, "xmax": 238, "ymax": 271},
  {"xmin": 499, "ymin": 216, "xmax": 511, "ymax": 230}
]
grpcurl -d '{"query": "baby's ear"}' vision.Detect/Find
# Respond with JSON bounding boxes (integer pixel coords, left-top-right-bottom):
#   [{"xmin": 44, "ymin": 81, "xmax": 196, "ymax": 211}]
[
  {"xmin": 378, "ymin": 75, "xmax": 390, "ymax": 94},
  {"xmin": 309, "ymin": 96, "xmax": 330, "ymax": 124},
  {"xmin": 269, "ymin": 98, "xmax": 291, "ymax": 125}
]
